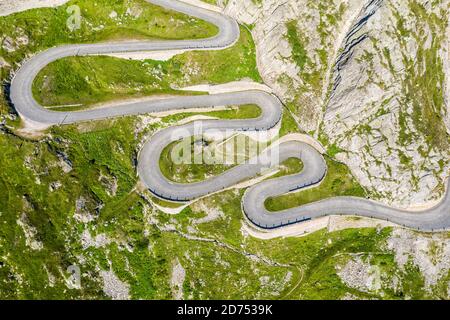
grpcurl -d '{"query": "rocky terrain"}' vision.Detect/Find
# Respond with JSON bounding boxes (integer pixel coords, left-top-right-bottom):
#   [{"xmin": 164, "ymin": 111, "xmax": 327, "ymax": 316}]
[
  {"xmin": 336, "ymin": 227, "xmax": 450, "ymax": 298},
  {"xmin": 325, "ymin": 0, "xmax": 450, "ymax": 207},
  {"xmin": 1, "ymin": 0, "xmax": 450, "ymax": 300},
  {"xmin": 225, "ymin": 0, "xmax": 365, "ymax": 132},
  {"xmin": 222, "ymin": 0, "xmax": 450, "ymax": 208}
]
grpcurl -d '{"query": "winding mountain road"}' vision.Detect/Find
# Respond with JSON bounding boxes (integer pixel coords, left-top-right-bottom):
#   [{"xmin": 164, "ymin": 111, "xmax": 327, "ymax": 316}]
[{"xmin": 10, "ymin": 0, "xmax": 450, "ymax": 232}]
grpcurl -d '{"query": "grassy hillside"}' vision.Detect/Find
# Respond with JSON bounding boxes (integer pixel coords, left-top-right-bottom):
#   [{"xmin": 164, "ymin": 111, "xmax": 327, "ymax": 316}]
[
  {"xmin": 32, "ymin": 26, "xmax": 261, "ymax": 108},
  {"xmin": 0, "ymin": 0, "xmax": 448, "ymax": 300}
]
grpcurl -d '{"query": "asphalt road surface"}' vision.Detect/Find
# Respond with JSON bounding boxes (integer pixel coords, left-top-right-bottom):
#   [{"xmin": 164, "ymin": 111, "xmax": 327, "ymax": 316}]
[{"xmin": 10, "ymin": 0, "xmax": 450, "ymax": 231}]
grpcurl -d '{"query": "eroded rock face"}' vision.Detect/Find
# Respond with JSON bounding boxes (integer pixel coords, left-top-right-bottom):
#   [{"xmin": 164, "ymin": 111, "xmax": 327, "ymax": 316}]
[
  {"xmin": 170, "ymin": 259, "xmax": 186, "ymax": 300},
  {"xmin": 225, "ymin": 0, "xmax": 450, "ymax": 207},
  {"xmin": 336, "ymin": 256, "xmax": 383, "ymax": 293},
  {"xmin": 17, "ymin": 212, "xmax": 43, "ymax": 251},
  {"xmin": 324, "ymin": 0, "xmax": 450, "ymax": 207},
  {"xmin": 100, "ymin": 270, "xmax": 130, "ymax": 300},
  {"xmin": 387, "ymin": 228, "xmax": 450, "ymax": 292},
  {"xmin": 224, "ymin": 0, "xmax": 365, "ymax": 132},
  {"xmin": 1, "ymin": 28, "xmax": 29, "ymax": 52}
]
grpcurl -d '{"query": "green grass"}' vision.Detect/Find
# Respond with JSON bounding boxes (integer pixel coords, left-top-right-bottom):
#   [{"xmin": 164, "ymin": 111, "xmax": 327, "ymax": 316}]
[
  {"xmin": 286, "ymin": 21, "xmax": 309, "ymax": 70},
  {"xmin": 0, "ymin": 0, "xmax": 217, "ymax": 64},
  {"xmin": 0, "ymin": 119, "xmax": 138, "ymax": 298},
  {"xmin": 269, "ymin": 157, "xmax": 304, "ymax": 179},
  {"xmin": 0, "ymin": 116, "xmax": 182, "ymax": 299},
  {"xmin": 393, "ymin": 1, "xmax": 449, "ymax": 153},
  {"xmin": 1, "ymin": 0, "xmax": 445, "ymax": 301},
  {"xmin": 158, "ymin": 106, "xmax": 302, "ymax": 185},
  {"xmin": 158, "ymin": 104, "xmax": 261, "ymax": 183},
  {"xmin": 199, "ymin": 103, "xmax": 262, "ymax": 119},
  {"xmin": 32, "ymin": 55, "xmax": 197, "ymax": 107},
  {"xmin": 0, "ymin": 0, "xmax": 218, "ymax": 116},
  {"xmin": 160, "ymin": 146, "xmax": 303, "ymax": 185},
  {"xmin": 160, "ymin": 139, "xmax": 234, "ymax": 183},
  {"xmin": 0, "ymin": 0, "xmax": 215, "ymax": 296},
  {"xmin": 150, "ymin": 196, "xmax": 186, "ymax": 208},
  {"xmin": 1, "ymin": 0, "xmax": 216, "ymax": 43},
  {"xmin": 0, "ymin": 115, "xmax": 439, "ymax": 299},
  {"xmin": 170, "ymin": 189, "xmax": 434, "ymax": 299},
  {"xmin": 264, "ymin": 157, "xmax": 366, "ymax": 211},
  {"xmin": 281, "ymin": 2, "xmax": 349, "ymax": 122},
  {"xmin": 156, "ymin": 105, "xmax": 362, "ymax": 213},
  {"xmin": 292, "ymin": 228, "xmax": 392, "ymax": 299},
  {"xmin": 32, "ymin": 26, "xmax": 260, "ymax": 108},
  {"xmin": 201, "ymin": 0, "xmax": 218, "ymax": 5},
  {"xmin": 279, "ymin": 110, "xmax": 301, "ymax": 136},
  {"xmin": 155, "ymin": 231, "xmax": 291, "ymax": 299},
  {"xmin": 327, "ymin": 144, "xmax": 345, "ymax": 157}
]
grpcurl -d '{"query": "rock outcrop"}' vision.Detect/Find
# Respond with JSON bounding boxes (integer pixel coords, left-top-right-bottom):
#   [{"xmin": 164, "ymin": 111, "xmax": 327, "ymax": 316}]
[
  {"xmin": 324, "ymin": 0, "xmax": 450, "ymax": 207},
  {"xmin": 224, "ymin": 0, "xmax": 450, "ymax": 207},
  {"xmin": 224, "ymin": 0, "xmax": 365, "ymax": 131}
]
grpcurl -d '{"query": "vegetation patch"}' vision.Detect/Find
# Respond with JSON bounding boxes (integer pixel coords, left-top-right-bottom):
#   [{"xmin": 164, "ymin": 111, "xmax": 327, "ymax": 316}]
[
  {"xmin": 264, "ymin": 157, "xmax": 366, "ymax": 212},
  {"xmin": 32, "ymin": 26, "xmax": 260, "ymax": 108}
]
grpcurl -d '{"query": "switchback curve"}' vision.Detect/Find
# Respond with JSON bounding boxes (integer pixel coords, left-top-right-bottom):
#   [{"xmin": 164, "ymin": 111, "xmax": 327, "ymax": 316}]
[{"xmin": 10, "ymin": 0, "xmax": 450, "ymax": 232}]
